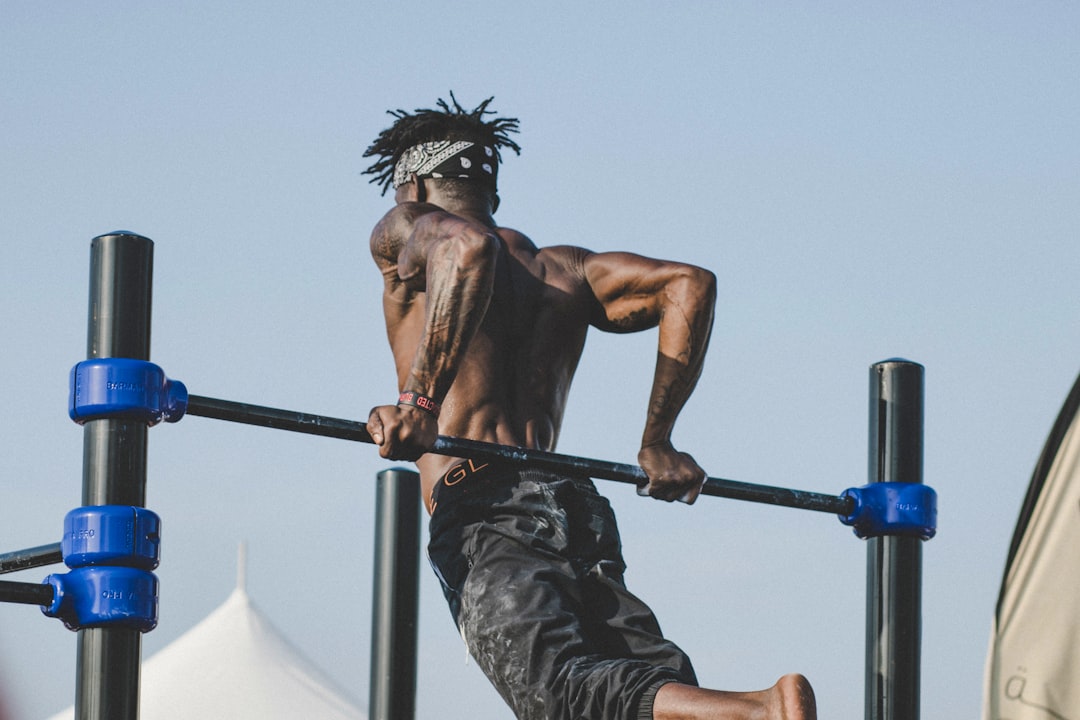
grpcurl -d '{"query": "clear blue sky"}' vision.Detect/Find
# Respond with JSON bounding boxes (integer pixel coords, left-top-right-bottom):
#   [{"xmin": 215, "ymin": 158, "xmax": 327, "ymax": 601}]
[{"xmin": 2, "ymin": 2, "xmax": 1078, "ymax": 718}]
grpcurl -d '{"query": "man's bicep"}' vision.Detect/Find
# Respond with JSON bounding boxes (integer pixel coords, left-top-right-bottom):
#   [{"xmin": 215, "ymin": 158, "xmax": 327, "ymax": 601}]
[{"xmin": 582, "ymin": 251, "xmax": 671, "ymax": 332}]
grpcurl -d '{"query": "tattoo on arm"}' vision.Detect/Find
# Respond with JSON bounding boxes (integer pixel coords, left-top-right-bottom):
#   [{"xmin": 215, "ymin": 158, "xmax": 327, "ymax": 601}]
[
  {"xmin": 642, "ymin": 271, "xmax": 716, "ymax": 446},
  {"xmin": 608, "ymin": 307, "xmax": 653, "ymax": 332},
  {"xmin": 373, "ymin": 233, "xmax": 398, "ymax": 265},
  {"xmin": 403, "ymin": 220, "xmax": 498, "ymax": 400}
]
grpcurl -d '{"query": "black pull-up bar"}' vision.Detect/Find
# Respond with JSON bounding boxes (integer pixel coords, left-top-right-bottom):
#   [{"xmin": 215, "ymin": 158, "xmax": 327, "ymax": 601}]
[
  {"xmin": 0, "ymin": 542, "xmax": 63, "ymax": 575},
  {"xmin": 185, "ymin": 394, "xmax": 854, "ymax": 516},
  {"xmin": 0, "ymin": 580, "xmax": 55, "ymax": 606}
]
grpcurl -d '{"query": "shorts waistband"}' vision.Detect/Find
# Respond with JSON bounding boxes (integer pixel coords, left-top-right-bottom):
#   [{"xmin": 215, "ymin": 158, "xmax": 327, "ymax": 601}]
[{"xmin": 430, "ymin": 459, "xmax": 507, "ymax": 513}]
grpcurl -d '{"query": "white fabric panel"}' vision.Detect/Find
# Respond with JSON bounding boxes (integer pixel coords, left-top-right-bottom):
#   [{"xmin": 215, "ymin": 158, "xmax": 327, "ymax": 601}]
[{"xmin": 983, "ymin": 377, "xmax": 1080, "ymax": 720}]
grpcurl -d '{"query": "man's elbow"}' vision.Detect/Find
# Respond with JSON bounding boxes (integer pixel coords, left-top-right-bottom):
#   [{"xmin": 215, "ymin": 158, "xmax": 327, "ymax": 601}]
[
  {"xmin": 448, "ymin": 228, "xmax": 499, "ymax": 267},
  {"xmin": 672, "ymin": 265, "xmax": 717, "ymax": 309}
]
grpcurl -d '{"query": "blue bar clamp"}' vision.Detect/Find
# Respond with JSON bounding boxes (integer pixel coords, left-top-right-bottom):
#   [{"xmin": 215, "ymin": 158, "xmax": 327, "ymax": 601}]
[
  {"xmin": 50, "ymin": 359, "xmax": 174, "ymax": 631},
  {"xmin": 42, "ymin": 506, "xmax": 161, "ymax": 632},
  {"xmin": 69, "ymin": 358, "xmax": 188, "ymax": 425},
  {"xmin": 838, "ymin": 483, "xmax": 937, "ymax": 540}
]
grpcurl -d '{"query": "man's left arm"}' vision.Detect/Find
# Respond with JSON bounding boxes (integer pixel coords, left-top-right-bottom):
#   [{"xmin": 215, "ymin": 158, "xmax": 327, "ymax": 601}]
[
  {"xmin": 367, "ymin": 207, "xmax": 500, "ymax": 461},
  {"xmin": 582, "ymin": 250, "xmax": 717, "ymax": 503}
]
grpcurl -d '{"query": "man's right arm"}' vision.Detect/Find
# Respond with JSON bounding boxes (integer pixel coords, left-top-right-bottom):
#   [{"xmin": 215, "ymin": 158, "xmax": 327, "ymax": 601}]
[{"xmin": 582, "ymin": 250, "xmax": 717, "ymax": 503}]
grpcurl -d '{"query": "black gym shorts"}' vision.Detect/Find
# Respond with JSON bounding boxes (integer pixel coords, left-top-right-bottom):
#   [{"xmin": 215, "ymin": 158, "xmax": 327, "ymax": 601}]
[{"xmin": 427, "ymin": 461, "xmax": 697, "ymax": 720}]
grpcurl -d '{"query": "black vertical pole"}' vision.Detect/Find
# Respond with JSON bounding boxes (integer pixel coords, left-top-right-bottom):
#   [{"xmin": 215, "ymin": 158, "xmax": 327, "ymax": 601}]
[
  {"xmin": 76, "ymin": 232, "xmax": 154, "ymax": 720},
  {"xmin": 369, "ymin": 468, "xmax": 420, "ymax": 720},
  {"xmin": 865, "ymin": 360, "xmax": 924, "ymax": 720}
]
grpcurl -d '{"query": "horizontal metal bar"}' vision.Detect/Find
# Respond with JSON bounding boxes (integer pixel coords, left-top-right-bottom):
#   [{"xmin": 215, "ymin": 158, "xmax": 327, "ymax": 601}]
[
  {"xmin": 0, "ymin": 542, "xmax": 64, "ymax": 575},
  {"xmin": 434, "ymin": 436, "xmax": 853, "ymax": 514},
  {"xmin": 187, "ymin": 395, "xmax": 374, "ymax": 442},
  {"xmin": 186, "ymin": 395, "xmax": 852, "ymax": 516},
  {"xmin": 0, "ymin": 579, "xmax": 55, "ymax": 606}
]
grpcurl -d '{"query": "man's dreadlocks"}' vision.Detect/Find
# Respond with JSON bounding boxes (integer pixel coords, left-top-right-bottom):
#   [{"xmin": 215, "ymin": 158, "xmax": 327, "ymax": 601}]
[{"xmin": 363, "ymin": 94, "xmax": 521, "ymax": 195}]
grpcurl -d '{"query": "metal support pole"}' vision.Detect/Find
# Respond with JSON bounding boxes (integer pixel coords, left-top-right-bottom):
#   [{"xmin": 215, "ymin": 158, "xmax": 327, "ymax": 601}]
[
  {"xmin": 865, "ymin": 360, "xmax": 924, "ymax": 720},
  {"xmin": 369, "ymin": 468, "xmax": 420, "ymax": 720},
  {"xmin": 77, "ymin": 232, "xmax": 154, "ymax": 720}
]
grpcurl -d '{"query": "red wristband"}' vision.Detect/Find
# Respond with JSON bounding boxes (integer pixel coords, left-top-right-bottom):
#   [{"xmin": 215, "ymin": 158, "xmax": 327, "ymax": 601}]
[{"xmin": 398, "ymin": 391, "xmax": 441, "ymax": 418}]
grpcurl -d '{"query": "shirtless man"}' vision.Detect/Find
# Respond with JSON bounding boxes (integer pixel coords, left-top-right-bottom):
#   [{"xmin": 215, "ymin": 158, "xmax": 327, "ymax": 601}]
[{"xmin": 363, "ymin": 96, "xmax": 816, "ymax": 720}]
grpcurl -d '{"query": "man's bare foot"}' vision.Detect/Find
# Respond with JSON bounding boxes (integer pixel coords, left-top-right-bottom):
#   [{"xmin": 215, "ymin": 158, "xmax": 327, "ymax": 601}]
[
  {"xmin": 652, "ymin": 674, "xmax": 817, "ymax": 720},
  {"xmin": 767, "ymin": 674, "xmax": 817, "ymax": 720}
]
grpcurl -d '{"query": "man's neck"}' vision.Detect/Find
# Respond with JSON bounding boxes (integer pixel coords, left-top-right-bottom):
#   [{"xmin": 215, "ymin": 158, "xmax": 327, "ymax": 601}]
[{"xmin": 426, "ymin": 194, "xmax": 496, "ymax": 228}]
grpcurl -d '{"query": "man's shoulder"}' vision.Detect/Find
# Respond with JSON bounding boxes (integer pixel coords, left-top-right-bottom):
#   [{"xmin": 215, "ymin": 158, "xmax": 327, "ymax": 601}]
[
  {"xmin": 370, "ymin": 202, "xmax": 447, "ymax": 262},
  {"xmin": 537, "ymin": 243, "xmax": 593, "ymax": 270},
  {"xmin": 374, "ymin": 201, "xmax": 445, "ymax": 233},
  {"xmin": 496, "ymin": 227, "xmax": 589, "ymax": 260},
  {"xmin": 494, "ymin": 226, "xmax": 536, "ymax": 250},
  {"xmin": 497, "ymin": 231, "xmax": 592, "ymax": 285}
]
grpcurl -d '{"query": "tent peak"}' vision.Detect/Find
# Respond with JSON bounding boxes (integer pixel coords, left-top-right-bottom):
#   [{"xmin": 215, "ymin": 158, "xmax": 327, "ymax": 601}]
[{"xmin": 236, "ymin": 540, "xmax": 248, "ymax": 592}]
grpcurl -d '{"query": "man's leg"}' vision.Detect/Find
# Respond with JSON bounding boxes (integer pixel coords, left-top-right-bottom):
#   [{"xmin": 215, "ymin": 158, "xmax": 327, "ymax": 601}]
[{"xmin": 652, "ymin": 675, "xmax": 817, "ymax": 720}]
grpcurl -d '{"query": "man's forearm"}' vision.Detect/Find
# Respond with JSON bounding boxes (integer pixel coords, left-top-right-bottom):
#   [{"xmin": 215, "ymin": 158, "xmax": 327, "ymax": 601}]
[
  {"xmin": 404, "ymin": 230, "xmax": 497, "ymax": 400},
  {"xmin": 641, "ymin": 269, "xmax": 716, "ymax": 446}
]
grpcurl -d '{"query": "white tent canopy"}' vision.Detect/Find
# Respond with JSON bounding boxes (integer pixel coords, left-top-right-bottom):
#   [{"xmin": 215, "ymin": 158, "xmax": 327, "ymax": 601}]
[{"xmin": 47, "ymin": 550, "xmax": 366, "ymax": 720}]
